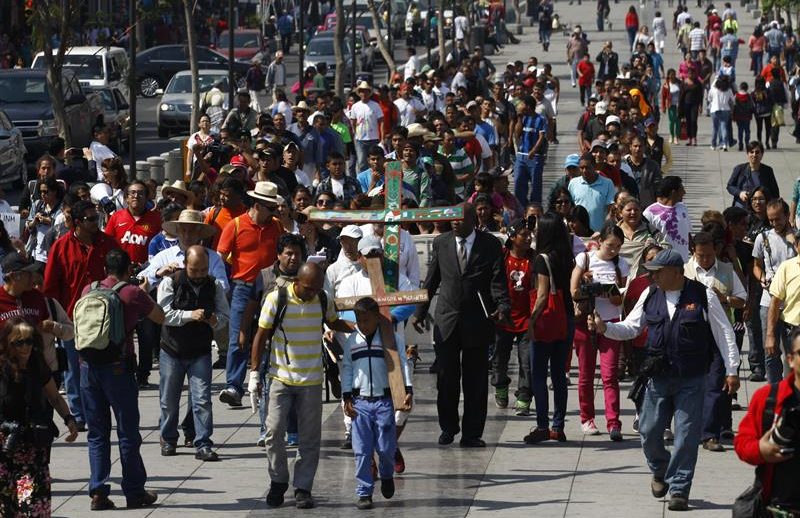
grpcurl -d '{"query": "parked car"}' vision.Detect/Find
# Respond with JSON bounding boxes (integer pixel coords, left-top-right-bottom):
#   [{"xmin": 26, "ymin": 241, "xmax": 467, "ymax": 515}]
[
  {"xmin": 135, "ymin": 45, "xmax": 248, "ymax": 98},
  {"xmin": 32, "ymin": 46, "xmax": 130, "ymax": 101},
  {"xmin": 157, "ymin": 69, "xmax": 232, "ymax": 138},
  {"xmin": 0, "ymin": 109, "xmax": 27, "ymax": 186},
  {"xmin": 0, "ymin": 69, "xmax": 103, "ymax": 164},
  {"xmin": 215, "ymin": 29, "xmax": 263, "ymax": 63},
  {"xmin": 314, "ymin": 28, "xmax": 373, "ymax": 69},
  {"xmin": 89, "ymin": 86, "xmax": 130, "ymax": 154},
  {"xmin": 303, "ymin": 35, "xmax": 355, "ymax": 81}
]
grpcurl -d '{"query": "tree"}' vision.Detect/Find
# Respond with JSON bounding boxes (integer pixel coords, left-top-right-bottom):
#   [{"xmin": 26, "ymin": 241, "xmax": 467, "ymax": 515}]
[
  {"xmin": 437, "ymin": 0, "xmax": 446, "ymax": 67},
  {"xmin": 28, "ymin": 0, "xmax": 83, "ymax": 147},
  {"xmin": 333, "ymin": 0, "xmax": 345, "ymax": 96},
  {"xmin": 367, "ymin": 0, "xmax": 396, "ymax": 75},
  {"xmin": 182, "ymin": 0, "xmax": 201, "ymax": 134}
]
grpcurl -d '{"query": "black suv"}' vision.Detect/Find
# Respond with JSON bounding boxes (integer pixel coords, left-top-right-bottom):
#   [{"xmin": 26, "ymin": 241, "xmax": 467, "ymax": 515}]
[{"xmin": 135, "ymin": 45, "xmax": 249, "ymax": 97}]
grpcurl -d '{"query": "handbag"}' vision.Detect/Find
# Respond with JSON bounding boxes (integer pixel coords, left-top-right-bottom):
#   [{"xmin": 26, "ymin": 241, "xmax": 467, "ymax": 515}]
[
  {"xmin": 732, "ymin": 383, "xmax": 779, "ymax": 518},
  {"xmin": 530, "ymin": 254, "xmax": 568, "ymax": 342},
  {"xmin": 771, "ymin": 104, "xmax": 786, "ymax": 127}
]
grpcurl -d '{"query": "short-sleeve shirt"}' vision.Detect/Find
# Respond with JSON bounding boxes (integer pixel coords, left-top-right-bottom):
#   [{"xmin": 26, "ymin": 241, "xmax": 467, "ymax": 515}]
[
  {"xmin": 568, "ymin": 174, "xmax": 616, "ymax": 232},
  {"xmin": 216, "ymin": 213, "xmax": 283, "ymax": 282},
  {"xmin": 104, "ymin": 209, "xmax": 162, "ymax": 265},
  {"xmin": 349, "ymin": 100, "xmax": 383, "ymax": 141},
  {"xmin": 769, "ymin": 257, "xmax": 800, "ymax": 326},
  {"xmin": 0, "ymin": 286, "xmax": 48, "ymax": 328},
  {"xmin": 753, "ymin": 229, "xmax": 797, "ymax": 306},
  {"xmin": 81, "ymin": 276, "xmax": 155, "ymax": 356},
  {"xmin": 642, "ymin": 202, "xmax": 691, "ymax": 261},
  {"xmin": 257, "ymin": 284, "xmax": 338, "ymax": 386},
  {"xmin": 576, "ymin": 251, "xmax": 629, "ymax": 321}
]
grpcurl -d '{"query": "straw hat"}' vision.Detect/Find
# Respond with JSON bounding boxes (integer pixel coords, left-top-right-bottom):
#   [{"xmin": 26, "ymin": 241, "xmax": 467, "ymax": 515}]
[
  {"xmin": 292, "ymin": 100, "xmax": 311, "ymax": 112},
  {"xmin": 162, "ymin": 209, "xmax": 217, "ymax": 239},
  {"xmin": 406, "ymin": 123, "xmax": 427, "ymax": 138},
  {"xmin": 356, "ymin": 81, "xmax": 372, "ymax": 92},
  {"xmin": 161, "ymin": 180, "xmax": 194, "ymax": 202},
  {"xmin": 247, "ymin": 181, "xmax": 280, "ymax": 205}
]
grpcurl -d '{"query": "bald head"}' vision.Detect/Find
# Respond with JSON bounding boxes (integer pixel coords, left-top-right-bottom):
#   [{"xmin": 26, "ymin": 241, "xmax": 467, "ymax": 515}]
[
  {"xmin": 185, "ymin": 245, "xmax": 209, "ymax": 280},
  {"xmin": 295, "ymin": 262, "xmax": 325, "ymax": 301}
]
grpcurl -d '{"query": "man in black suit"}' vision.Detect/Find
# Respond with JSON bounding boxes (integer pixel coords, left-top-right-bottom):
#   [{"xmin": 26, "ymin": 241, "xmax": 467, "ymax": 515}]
[{"xmin": 411, "ymin": 204, "xmax": 510, "ymax": 447}]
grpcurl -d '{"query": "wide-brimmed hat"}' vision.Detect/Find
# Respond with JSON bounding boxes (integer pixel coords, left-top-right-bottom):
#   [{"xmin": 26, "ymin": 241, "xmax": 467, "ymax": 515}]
[
  {"xmin": 162, "ymin": 180, "xmax": 195, "ymax": 202},
  {"xmin": 356, "ymin": 81, "xmax": 373, "ymax": 92},
  {"xmin": 406, "ymin": 123, "xmax": 427, "ymax": 138},
  {"xmin": 292, "ymin": 100, "xmax": 311, "ymax": 112},
  {"xmin": 247, "ymin": 181, "xmax": 280, "ymax": 205},
  {"xmin": 423, "ymin": 131, "xmax": 442, "ymax": 142},
  {"xmin": 162, "ymin": 209, "xmax": 217, "ymax": 239}
]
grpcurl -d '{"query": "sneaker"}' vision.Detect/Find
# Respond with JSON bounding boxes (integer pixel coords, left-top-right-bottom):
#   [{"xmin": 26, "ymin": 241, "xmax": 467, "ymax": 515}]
[
  {"xmin": 394, "ymin": 448, "xmax": 405, "ymax": 474},
  {"xmin": 219, "ymin": 388, "xmax": 242, "ymax": 407},
  {"xmin": 294, "ymin": 489, "xmax": 315, "ymax": 509},
  {"xmin": 668, "ymin": 494, "xmax": 689, "ymax": 511},
  {"xmin": 710, "ymin": 145, "xmax": 716, "ymax": 150},
  {"xmin": 609, "ymin": 428, "xmax": 623, "ymax": 441},
  {"xmin": 380, "ymin": 478, "xmax": 395, "ymax": 499},
  {"xmin": 632, "ymin": 416, "xmax": 640, "ymax": 432},
  {"xmin": 581, "ymin": 420, "xmax": 600, "ymax": 436},
  {"xmin": 663, "ymin": 428, "xmax": 674, "ymax": 442},
  {"xmin": 266, "ymin": 482, "xmax": 288, "ymax": 507},
  {"xmin": 257, "ymin": 437, "xmax": 266, "ymax": 448},
  {"xmin": 495, "ymin": 387, "xmax": 509, "ymax": 409},
  {"xmin": 550, "ymin": 429, "xmax": 567, "ymax": 442},
  {"xmin": 340, "ymin": 433, "xmax": 352, "ymax": 450},
  {"xmin": 523, "ymin": 427, "xmax": 551, "ymax": 444},
  {"xmin": 287, "ymin": 432, "xmax": 299, "ymax": 446},
  {"xmin": 513, "ymin": 399, "xmax": 531, "ymax": 416},
  {"xmin": 722, "ymin": 146, "xmax": 728, "ymax": 151},
  {"xmin": 356, "ymin": 496, "xmax": 373, "ymax": 510}
]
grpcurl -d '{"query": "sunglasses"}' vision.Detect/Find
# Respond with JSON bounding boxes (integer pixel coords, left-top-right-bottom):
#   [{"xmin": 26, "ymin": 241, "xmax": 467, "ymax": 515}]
[
  {"xmin": 82, "ymin": 215, "xmax": 100, "ymax": 222},
  {"xmin": 316, "ymin": 199, "xmax": 334, "ymax": 207},
  {"xmin": 9, "ymin": 338, "xmax": 34, "ymax": 348}
]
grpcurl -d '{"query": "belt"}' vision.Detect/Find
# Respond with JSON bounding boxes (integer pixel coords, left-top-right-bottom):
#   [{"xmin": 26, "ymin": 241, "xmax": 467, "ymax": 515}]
[
  {"xmin": 232, "ymin": 279, "xmax": 255, "ymax": 287},
  {"xmin": 353, "ymin": 388, "xmax": 391, "ymax": 401}
]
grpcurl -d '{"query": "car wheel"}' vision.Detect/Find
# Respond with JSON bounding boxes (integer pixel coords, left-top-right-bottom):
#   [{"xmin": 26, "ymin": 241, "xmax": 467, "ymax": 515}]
[
  {"xmin": 157, "ymin": 126, "xmax": 169, "ymax": 139},
  {"xmin": 140, "ymin": 76, "xmax": 160, "ymax": 98}
]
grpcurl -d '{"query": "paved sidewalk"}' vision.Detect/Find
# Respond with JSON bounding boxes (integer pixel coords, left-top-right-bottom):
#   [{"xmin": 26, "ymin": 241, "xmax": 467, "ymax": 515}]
[{"xmin": 49, "ymin": 2, "xmax": 798, "ymax": 517}]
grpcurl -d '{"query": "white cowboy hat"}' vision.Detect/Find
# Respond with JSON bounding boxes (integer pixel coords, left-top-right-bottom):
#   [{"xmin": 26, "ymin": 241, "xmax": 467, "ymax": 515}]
[
  {"xmin": 162, "ymin": 209, "xmax": 217, "ymax": 239},
  {"xmin": 247, "ymin": 181, "xmax": 280, "ymax": 205},
  {"xmin": 356, "ymin": 81, "xmax": 373, "ymax": 92},
  {"xmin": 406, "ymin": 123, "xmax": 427, "ymax": 138},
  {"xmin": 161, "ymin": 180, "xmax": 195, "ymax": 203},
  {"xmin": 292, "ymin": 100, "xmax": 311, "ymax": 112}
]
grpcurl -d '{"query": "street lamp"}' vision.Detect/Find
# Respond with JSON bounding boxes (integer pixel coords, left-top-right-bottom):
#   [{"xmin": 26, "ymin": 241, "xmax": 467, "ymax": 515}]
[
  {"xmin": 128, "ymin": 0, "xmax": 136, "ymax": 170},
  {"xmin": 427, "ymin": 0, "xmax": 431, "ymax": 64},
  {"xmin": 299, "ymin": 0, "xmax": 305, "ymax": 88},
  {"xmin": 352, "ymin": 0, "xmax": 357, "ymax": 88},
  {"xmin": 228, "ymin": 0, "xmax": 235, "ymax": 109}
]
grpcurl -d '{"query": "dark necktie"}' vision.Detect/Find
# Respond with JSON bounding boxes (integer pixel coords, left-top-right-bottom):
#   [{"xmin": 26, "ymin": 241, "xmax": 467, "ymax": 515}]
[{"xmin": 458, "ymin": 237, "xmax": 468, "ymax": 272}]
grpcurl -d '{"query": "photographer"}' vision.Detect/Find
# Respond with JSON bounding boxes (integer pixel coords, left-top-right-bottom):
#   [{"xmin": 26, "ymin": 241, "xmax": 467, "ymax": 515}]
[
  {"xmin": 734, "ymin": 327, "xmax": 800, "ymax": 516},
  {"xmin": 99, "ymin": 157, "xmax": 129, "ymax": 213},
  {"xmin": 24, "ymin": 176, "xmax": 64, "ymax": 267},
  {"xmin": 589, "ymin": 249, "xmax": 740, "ymax": 511}
]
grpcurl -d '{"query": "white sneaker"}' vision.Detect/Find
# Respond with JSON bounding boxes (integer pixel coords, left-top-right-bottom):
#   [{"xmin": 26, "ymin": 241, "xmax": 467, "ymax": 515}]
[
  {"xmin": 722, "ymin": 146, "xmax": 728, "ymax": 151},
  {"xmin": 581, "ymin": 420, "xmax": 601, "ymax": 435},
  {"xmin": 663, "ymin": 428, "xmax": 674, "ymax": 441},
  {"xmin": 710, "ymin": 145, "xmax": 716, "ymax": 150}
]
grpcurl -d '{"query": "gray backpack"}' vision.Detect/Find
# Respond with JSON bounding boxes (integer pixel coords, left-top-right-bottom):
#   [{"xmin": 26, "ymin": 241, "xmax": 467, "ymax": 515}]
[{"xmin": 74, "ymin": 281, "xmax": 127, "ymax": 363}]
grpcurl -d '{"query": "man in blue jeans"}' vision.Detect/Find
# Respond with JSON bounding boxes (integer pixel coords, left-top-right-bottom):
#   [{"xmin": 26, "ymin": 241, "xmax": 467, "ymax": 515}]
[
  {"xmin": 157, "ymin": 246, "xmax": 230, "ymax": 461},
  {"xmin": 590, "ymin": 249, "xmax": 740, "ymax": 512},
  {"xmin": 78, "ymin": 248, "xmax": 165, "ymax": 511},
  {"xmin": 512, "ymin": 95, "xmax": 548, "ymax": 209}
]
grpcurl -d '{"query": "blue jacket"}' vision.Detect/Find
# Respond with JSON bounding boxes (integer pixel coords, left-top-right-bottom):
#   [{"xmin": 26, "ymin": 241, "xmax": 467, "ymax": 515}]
[{"xmin": 341, "ymin": 327, "xmax": 412, "ymax": 399}]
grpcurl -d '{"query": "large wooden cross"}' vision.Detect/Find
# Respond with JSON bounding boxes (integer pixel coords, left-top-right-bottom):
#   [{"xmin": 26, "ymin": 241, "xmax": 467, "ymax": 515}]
[{"xmin": 309, "ymin": 161, "xmax": 463, "ymax": 409}]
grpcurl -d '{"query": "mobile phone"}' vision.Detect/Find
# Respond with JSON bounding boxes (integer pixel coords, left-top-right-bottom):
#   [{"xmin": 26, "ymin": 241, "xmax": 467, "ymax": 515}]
[{"xmin": 779, "ymin": 447, "xmax": 795, "ymax": 455}]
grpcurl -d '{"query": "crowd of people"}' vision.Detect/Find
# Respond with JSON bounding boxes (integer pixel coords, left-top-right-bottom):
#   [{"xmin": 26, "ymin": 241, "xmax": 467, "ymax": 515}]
[{"xmin": 2, "ymin": 0, "xmax": 800, "ymax": 517}]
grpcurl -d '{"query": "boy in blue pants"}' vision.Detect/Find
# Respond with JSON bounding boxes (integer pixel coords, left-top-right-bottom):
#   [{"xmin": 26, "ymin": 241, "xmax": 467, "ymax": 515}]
[{"xmin": 341, "ymin": 297, "xmax": 413, "ymax": 510}]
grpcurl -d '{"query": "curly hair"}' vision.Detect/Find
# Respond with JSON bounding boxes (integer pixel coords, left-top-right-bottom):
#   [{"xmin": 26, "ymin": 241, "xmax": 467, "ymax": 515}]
[{"xmin": 0, "ymin": 317, "xmax": 43, "ymax": 381}]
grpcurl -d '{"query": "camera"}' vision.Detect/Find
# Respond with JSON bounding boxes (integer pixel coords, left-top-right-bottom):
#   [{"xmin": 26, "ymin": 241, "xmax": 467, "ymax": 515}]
[
  {"xmin": 772, "ymin": 405, "xmax": 800, "ymax": 447},
  {"xmin": 578, "ymin": 281, "xmax": 607, "ymax": 299},
  {"xmin": 128, "ymin": 263, "xmax": 143, "ymax": 286},
  {"xmin": 0, "ymin": 421, "xmax": 22, "ymax": 453},
  {"xmin": 203, "ymin": 308, "xmax": 213, "ymax": 320}
]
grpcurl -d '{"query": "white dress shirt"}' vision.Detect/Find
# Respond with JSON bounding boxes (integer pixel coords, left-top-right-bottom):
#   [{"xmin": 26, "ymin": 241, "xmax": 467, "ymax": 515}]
[
  {"xmin": 360, "ymin": 224, "xmax": 421, "ymax": 288},
  {"xmin": 691, "ymin": 259, "xmax": 747, "ymax": 300},
  {"xmin": 456, "ymin": 229, "xmax": 477, "ymax": 263},
  {"xmin": 139, "ymin": 245, "xmax": 230, "ymax": 292},
  {"xmin": 603, "ymin": 284, "xmax": 741, "ymax": 375}
]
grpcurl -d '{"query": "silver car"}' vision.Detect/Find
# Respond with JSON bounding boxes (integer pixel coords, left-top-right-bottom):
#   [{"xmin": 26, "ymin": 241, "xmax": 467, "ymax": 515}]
[
  {"xmin": 156, "ymin": 70, "xmax": 232, "ymax": 138},
  {"xmin": 304, "ymin": 36, "xmax": 355, "ymax": 80},
  {"xmin": 0, "ymin": 109, "xmax": 26, "ymax": 186}
]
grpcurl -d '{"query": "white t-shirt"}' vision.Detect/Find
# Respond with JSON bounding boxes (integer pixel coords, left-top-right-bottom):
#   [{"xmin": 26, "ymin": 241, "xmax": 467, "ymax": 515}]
[
  {"xmin": 89, "ymin": 141, "xmax": 117, "ymax": 181},
  {"xmin": 643, "ymin": 201, "xmax": 691, "ymax": 260},
  {"xmin": 576, "ymin": 250, "xmax": 630, "ymax": 321},
  {"xmin": 330, "ymin": 177, "xmax": 345, "ymax": 199},
  {"xmin": 395, "ymin": 96, "xmax": 425, "ymax": 126},
  {"xmin": 403, "ymin": 55, "xmax": 420, "ymax": 79},
  {"xmin": 454, "ymin": 16, "xmax": 469, "ymax": 40},
  {"xmin": 349, "ymin": 100, "xmax": 383, "ymax": 141}
]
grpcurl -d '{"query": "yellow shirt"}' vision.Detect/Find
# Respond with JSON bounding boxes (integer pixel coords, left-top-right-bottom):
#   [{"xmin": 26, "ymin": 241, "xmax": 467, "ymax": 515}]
[{"xmin": 769, "ymin": 257, "xmax": 800, "ymax": 326}]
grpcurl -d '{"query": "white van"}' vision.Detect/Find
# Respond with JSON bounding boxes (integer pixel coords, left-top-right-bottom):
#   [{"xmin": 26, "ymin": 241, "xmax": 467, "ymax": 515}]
[{"xmin": 31, "ymin": 46, "xmax": 130, "ymax": 100}]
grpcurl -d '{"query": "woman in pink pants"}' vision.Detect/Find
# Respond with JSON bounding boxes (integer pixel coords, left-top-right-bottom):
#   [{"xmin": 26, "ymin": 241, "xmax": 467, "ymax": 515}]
[{"xmin": 570, "ymin": 222, "xmax": 629, "ymax": 441}]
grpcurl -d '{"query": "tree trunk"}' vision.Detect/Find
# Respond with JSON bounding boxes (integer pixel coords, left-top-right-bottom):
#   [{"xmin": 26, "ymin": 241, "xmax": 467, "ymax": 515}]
[
  {"xmin": 183, "ymin": 0, "xmax": 201, "ymax": 135},
  {"xmin": 333, "ymin": 0, "xmax": 345, "ymax": 96},
  {"xmin": 437, "ymin": 0, "xmax": 446, "ymax": 67},
  {"xmin": 367, "ymin": 0, "xmax": 396, "ymax": 73}
]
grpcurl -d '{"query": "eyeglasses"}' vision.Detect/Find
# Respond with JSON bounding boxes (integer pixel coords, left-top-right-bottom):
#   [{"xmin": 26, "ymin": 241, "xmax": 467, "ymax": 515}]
[
  {"xmin": 316, "ymin": 199, "xmax": 334, "ymax": 207},
  {"xmin": 9, "ymin": 338, "xmax": 34, "ymax": 348},
  {"xmin": 127, "ymin": 190, "xmax": 147, "ymax": 198}
]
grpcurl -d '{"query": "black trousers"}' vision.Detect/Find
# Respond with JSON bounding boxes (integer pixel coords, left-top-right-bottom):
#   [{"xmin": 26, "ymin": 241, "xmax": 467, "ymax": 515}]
[
  {"xmin": 435, "ymin": 328, "xmax": 489, "ymax": 440},
  {"xmin": 702, "ymin": 347, "xmax": 728, "ymax": 441}
]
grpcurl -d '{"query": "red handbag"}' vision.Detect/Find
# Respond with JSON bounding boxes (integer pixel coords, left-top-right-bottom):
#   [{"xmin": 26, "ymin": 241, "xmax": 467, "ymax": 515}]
[{"xmin": 530, "ymin": 254, "xmax": 568, "ymax": 342}]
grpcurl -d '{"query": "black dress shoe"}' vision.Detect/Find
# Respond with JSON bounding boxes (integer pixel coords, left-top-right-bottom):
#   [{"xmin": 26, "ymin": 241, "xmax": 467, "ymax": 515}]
[
  {"xmin": 438, "ymin": 431, "xmax": 455, "ymax": 445},
  {"xmin": 184, "ymin": 436, "xmax": 195, "ymax": 448},
  {"xmin": 160, "ymin": 443, "xmax": 177, "ymax": 456},
  {"xmin": 380, "ymin": 478, "xmax": 395, "ymax": 499},
  {"xmin": 126, "ymin": 490, "xmax": 158, "ymax": 509},
  {"xmin": 90, "ymin": 494, "xmax": 116, "ymax": 511},
  {"xmin": 266, "ymin": 482, "xmax": 289, "ymax": 507},
  {"xmin": 195, "ymin": 447, "xmax": 219, "ymax": 461},
  {"xmin": 460, "ymin": 438, "xmax": 486, "ymax": 448}
]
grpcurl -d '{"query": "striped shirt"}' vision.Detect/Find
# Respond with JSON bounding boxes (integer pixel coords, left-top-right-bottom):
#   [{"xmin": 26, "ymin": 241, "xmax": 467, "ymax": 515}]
[
  {"xmin": 439, "ymin": 146, "xmax": 474, "ymax": 199},
  {"xmin": 258, "ymin": 284, "xmax": 338, "ymax": 386}
]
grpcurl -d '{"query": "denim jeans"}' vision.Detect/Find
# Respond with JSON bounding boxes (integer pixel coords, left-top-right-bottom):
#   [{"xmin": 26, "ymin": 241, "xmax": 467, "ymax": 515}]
[
  {"xmin": 570, "ymin": 58, "xmax": 579, "ymax": 85},
  {"xmin": 226, "ymin": 282, "xmax": 257, "ymax": 396},
  {"xmin": 639, "ymin": 374, "xmax": 705, "ymax": 497},
  {"xmin": 711, "ymin": 110, "xmax": 730, "ymax": 147},
  {"xmin": 159, "ymin": 350, "xmax": 214, "ymax": 450},
  {"xmin": 596, "ymin": 14, "xmax": 604, "ymax": 32},
  {"xmin": 760, "ymin": 305, "xmax": 791, "ymax": 383},
  {"xmin": 79, "ymin": 360, "xmax": 147, "ymax": 500},
  {"xmin": 513, "ymin": 152, "xmax": 545, "ymax": 209},
  {"xmin": 352, "ymin": 397, "xmax": 396, "ymax": 496},
  {"xmin": 265, "ymin": 381, "xmax": 323, "ymax": 491},
  {"xmin": 752, "ymin": 51, "xmax": 763, "ymax": 75},
  {"xmin": 736, "ymin": 122, "xmax": 751, "ymax": 148},
  {"xmin": 530, "ymin": 339, "xmax": 569, "ymax": 430},
  {"xmin": 354, "ymin": 139, "xmax": 379, "ymax": 175},
  {"xmin": 491, "ymin": 329, "xmax": 531, "ymax": 401},
  {"xmin": 63, "ymin": 338, "xmax": 84, "ymax": 424}
]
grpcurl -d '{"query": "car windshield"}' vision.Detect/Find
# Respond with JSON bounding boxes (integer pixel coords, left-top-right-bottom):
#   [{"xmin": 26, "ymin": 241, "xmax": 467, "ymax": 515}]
[
  {"xmin": 0, "ymin": 77, "xmax": 49, "ymax": 104},
  {"xmin": 307, "ymin": 39, "xmax": 350, "ymax": 56},
  {"xmin": 97, "ymin": 89, "xmax": 115, "ymax": 110},
  {"xmin": 166, "ymin": 74, "xmax": 227, "ymax": 93},
  {"xmin": 33, "ymin": 55, "xmax": 104, "ymax": 80},
  {"xmin": 219, "ymin": 32, "xmax": 260, "ymax": 48}
]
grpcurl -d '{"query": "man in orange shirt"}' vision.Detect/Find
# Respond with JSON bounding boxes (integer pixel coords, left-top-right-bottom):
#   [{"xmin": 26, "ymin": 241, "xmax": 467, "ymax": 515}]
[
  {"xmin": 204, "ymin": 177, "xmax": 248, "ymax": 249},
  {"xmin": 217, "ymin": 181, "xmax": 284, "ymax": 407}
]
